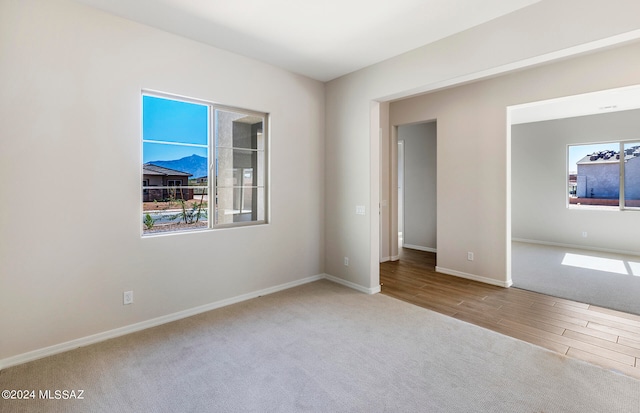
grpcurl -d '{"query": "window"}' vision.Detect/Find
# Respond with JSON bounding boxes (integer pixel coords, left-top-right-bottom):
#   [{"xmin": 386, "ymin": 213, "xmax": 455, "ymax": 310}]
[
  {"xmin": 142, "ymin": 93, "xmax": 268, "ymax": 235},
  {"xmin": 624, "ymin": 142, "xmax": 640, "ymax": 208},
  {"xmin": 568, "ymin": 141, "xmax": 640, "ymax": 210}
]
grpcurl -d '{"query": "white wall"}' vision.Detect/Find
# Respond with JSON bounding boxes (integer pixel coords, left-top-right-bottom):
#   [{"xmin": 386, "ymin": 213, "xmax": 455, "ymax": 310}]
[
  {"xmin": 512, "ymin": 110, "xmax": 640, "ymax": 255},
  {"xmin": 326, "ymin": 0, "xmax": 640, "ymax": 290},
  {"xmin": 0, "ymin": 0, "xmax": 325, "ymax": 363},
  {"xmin": 398, "ymin": 123, "xmax": 437, "ymax": 251}
]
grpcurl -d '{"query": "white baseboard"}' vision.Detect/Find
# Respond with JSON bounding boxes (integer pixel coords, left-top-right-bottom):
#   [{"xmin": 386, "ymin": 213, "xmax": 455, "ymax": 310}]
[
  {"xmin": 0, "ymin": 274, "xmax": 325, "ymax": 371},
  {"xmin": 0, "ymin": 273, "xmax": 384, "ymax": 370},
  {"xmin": 380, "ymin": 255, "xmax": 400, "ymax": 263},
  {"xmin": 435, "ymin": 266, "xmax": 512, "ymax": 288},
  {"xmin": 324, "ymin": 273, "xmax": 381, "ymax": 295},
  {"xmin": 512, "ymin": 238, "xmax": 640, "ymax": 257},
  {"xmin": 403, "ymin": 244, "xmax": 437, "ymax": 253}
]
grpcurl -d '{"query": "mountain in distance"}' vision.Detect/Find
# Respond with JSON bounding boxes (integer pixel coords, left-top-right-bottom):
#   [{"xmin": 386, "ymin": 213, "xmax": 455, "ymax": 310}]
[{"xmin": 148, "ymin": 154, "xmax": 208, "ymax": 179}]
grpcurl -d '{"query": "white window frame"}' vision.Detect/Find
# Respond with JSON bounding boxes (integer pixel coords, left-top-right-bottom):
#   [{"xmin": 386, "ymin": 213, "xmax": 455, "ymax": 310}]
[
  {"xmin": 212, "ymin": 103, "xmax": 268, "ymax": 229},
  {"xmin": 567, "ymin": 140, "xmax": 640, "ymax": 211},
  {"xmin": 141, "ymin": 91, "xmax": 269, "ymax": 236}
]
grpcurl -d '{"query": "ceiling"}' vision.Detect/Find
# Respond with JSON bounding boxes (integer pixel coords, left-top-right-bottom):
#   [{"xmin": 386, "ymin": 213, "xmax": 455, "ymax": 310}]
[{"xmin": 73, "ymin": 0, "xmax": 540, "ymax": 82}]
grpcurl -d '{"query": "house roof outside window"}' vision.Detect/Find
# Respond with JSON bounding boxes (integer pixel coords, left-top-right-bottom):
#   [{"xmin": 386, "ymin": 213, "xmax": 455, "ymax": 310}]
[
  {"xmin": 577, "ymin": 146, "xmax": 640, "ymax": 165},
  {"xmin": 143, "ymin": 163, "xmax": 192, "ymax": 177}
]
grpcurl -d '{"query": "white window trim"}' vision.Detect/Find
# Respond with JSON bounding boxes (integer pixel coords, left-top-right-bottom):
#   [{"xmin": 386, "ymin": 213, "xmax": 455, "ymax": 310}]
[
  {"xmin": 567, "ymin": 139, "xmax": 640, "ymax": 212},
  {"xmin": 141, "ymin": 91, "xmax": 269, "ymax": 236}
]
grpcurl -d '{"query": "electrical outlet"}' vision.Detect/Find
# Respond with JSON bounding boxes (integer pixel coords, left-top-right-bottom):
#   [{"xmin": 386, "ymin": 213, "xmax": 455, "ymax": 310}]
[
  {"xmin": 344, "ymin": 257, "xmax": 349, "ymax": 266},
  {"xmin": 582, "ymin": 231, "xmax": 588, "ymax": 238},
  {"xmin": 123, "ymin": 291, "xmax": 133, "ymax": 305},
  {"xmin": 467, "ymin": 252, "xmax": 474, "ymax": 261}
]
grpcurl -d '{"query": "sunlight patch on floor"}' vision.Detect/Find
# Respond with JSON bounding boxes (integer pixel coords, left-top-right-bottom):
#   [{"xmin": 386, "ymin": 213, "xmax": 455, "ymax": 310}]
[
  {"xmin": 628, "ymin": 261, "xmax": 640, "ymax": 276},
  {"xmin": 561, "ymin": 253, "xmax": 640, "ymax": 276}
]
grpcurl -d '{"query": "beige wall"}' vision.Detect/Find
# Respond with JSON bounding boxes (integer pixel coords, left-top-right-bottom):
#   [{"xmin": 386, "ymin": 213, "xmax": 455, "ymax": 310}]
[
  {"xmin": 0, "ymin": 0, "xmax": 325, "ymax": 363},
  {"xmin": 388, "ymin": 42, "xmax": 640, "ymax": 285},
  {"xmin": 326, "ymin": 0, "xmax": 640, "ymax": 290}
]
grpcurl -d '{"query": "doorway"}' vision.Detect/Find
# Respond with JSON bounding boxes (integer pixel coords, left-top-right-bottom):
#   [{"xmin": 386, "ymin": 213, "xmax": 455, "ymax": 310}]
[
  {"xmin": 398, "ymin": 140, "xmax": 404, "ymax": 248},
  {"xmin": 397, "ymin": 122, "xmax": 437, "ymax": 254},
  {"xmin": 508, "ymin": 85, "xmax": 640, "ymax": 315}
]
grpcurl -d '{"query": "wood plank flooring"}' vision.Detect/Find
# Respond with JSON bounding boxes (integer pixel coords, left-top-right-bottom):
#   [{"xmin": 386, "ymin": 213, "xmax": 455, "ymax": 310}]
[{"xmin": 380, "ymin": 248, "xmax": 640, "ymax": 380}]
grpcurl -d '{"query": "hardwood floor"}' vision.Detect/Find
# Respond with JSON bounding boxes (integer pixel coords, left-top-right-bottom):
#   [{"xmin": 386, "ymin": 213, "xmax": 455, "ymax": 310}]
[{"xmin": 381, "ymin": 248, "xmax": 640, "ymax": 380}]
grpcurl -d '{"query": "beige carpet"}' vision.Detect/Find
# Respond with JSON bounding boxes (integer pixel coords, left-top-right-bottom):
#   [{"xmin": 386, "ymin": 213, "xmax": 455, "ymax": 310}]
[
  {"xmin": 1, "ymin": 280, "xmax": 639, "ymax": 412},
  {"xmin": 512, "ymin": 241, "xmax": 640, "ymax": 315}
]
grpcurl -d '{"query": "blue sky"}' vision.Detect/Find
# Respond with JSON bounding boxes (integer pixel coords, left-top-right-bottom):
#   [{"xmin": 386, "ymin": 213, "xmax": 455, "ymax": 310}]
[
  {"xmin": 142, "ymin": 95, "xmax": 208, "ymax": 163},
  {"xmin": 143, "ymin": 142, "xmax": 207, "ymax": 163}
]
